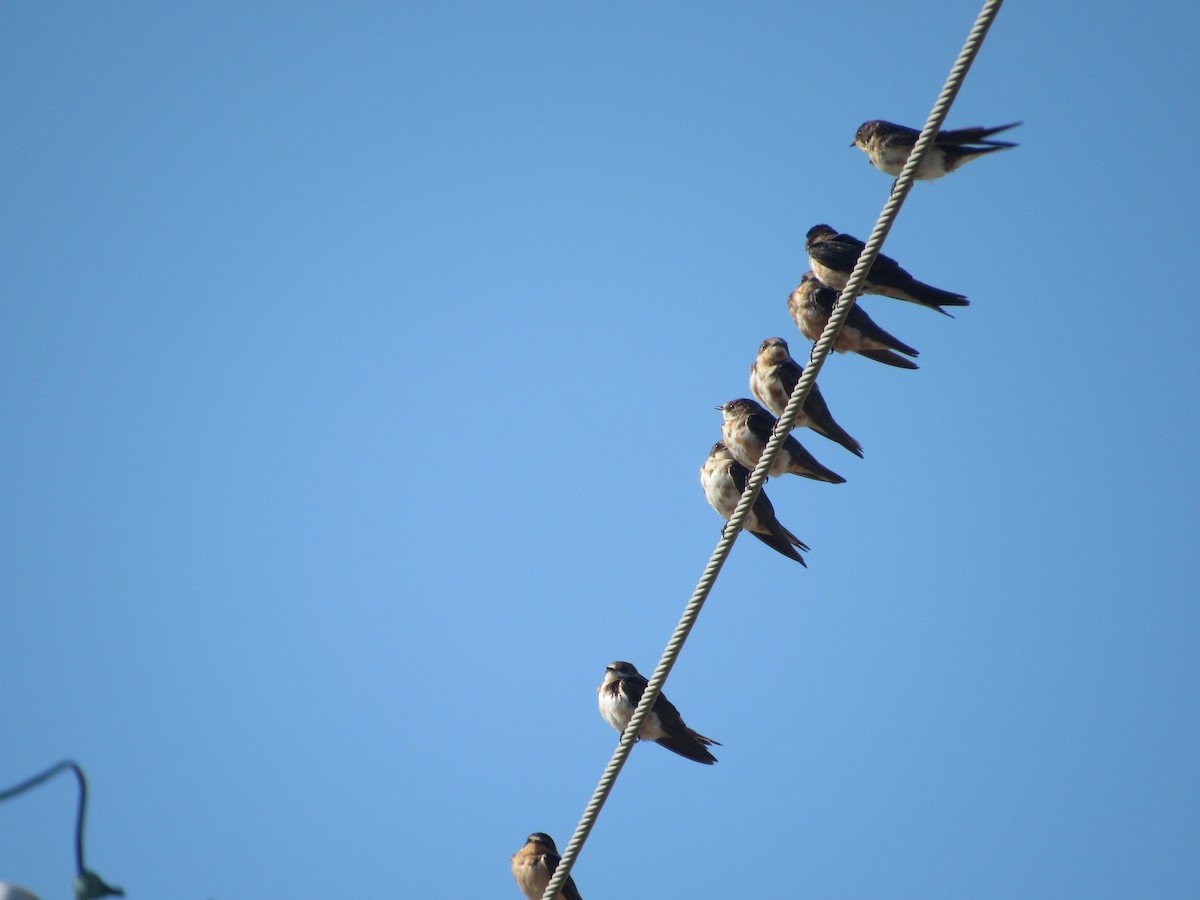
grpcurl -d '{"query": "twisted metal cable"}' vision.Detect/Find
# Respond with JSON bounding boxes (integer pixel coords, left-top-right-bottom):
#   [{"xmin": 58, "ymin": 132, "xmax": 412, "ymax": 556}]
[
  {"xmin": 542, "ymin": 2, "xmax": 1004, "ymax": 895},
  {"xmin": 802, "ymin": 0, "xmax": 1005, "ymax": 379}
]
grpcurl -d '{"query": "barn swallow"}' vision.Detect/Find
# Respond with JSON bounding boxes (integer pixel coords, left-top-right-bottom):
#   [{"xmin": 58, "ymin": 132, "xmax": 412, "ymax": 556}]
[
  {"xmin": 750, "ymin": 337, "xmax": 863, "ymax": 457},
  {"xmin": 700, "ymin": 441, "xmax": 809, "ymax": 565},
  {"xmin": 717, "ymin": 398, "xmax": 846, "ymax": 484},
  {"xmin": 788, "ymin": 272, "xmax": 919, "ymax": 369},
  {"xmin": 598, "ymin": 661, "xmax": 720, "ymax": 764},
  {"xmin": 853, "ymin": 119, "xmax": 1020, "ymax": 181},
  {"xmin": 511, "ymin": 832, "xmax": 584, "ymax": 900},
  {"xmin": 806, "ymin": 224, "xmax": 968, "ymax": 316}
]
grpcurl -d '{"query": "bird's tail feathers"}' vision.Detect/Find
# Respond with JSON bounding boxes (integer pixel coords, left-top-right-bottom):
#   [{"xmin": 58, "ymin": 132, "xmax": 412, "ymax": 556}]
[
  {"xmin": 946, "ymin": 121, "xmax": 1022, "ymax": 144},
  {"xmin": 858, "ymin": 349, "xmax": 920, "ymax": 369},
  {"xmin": 811, "ymin": 420, "xmax": 864, "ymax": 458},
  {"xmin": 748, "ymin": 529, "xmax": 809, "ymax": 566},
  {"xmin": 910, "ymin": 281, "xmax": 969, "ymax": 315},
  {"xmin": 655, "ymin": 733, "xmax": 719, "ymax": 765}
]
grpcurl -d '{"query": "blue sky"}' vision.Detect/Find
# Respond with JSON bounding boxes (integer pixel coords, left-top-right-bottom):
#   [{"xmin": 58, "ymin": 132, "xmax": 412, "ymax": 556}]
[{"xmin": 2, "ymin": 2, "xmax": 1198, "ymax": 897}]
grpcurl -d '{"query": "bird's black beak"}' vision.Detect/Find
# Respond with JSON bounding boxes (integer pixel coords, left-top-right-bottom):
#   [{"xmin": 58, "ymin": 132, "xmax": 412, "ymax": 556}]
[{"xmin": 848, "ymin": 140, "xmax": 856, "ymax": 148}]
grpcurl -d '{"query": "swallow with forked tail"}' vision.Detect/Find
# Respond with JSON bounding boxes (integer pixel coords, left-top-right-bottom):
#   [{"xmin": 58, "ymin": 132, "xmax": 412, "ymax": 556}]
[
  {"xmin": 701, "ymin": 441, "xmax": 809, "ymax": 565},
  {"xmin": 598, "ymin": 661, "xmax": 719, "ymax": 764},
  {"xmin": 788, "ymin": 272, "xmax": 919, "ymax": 369},
  {"xmin": 853, "ymin": 119, "xmax": 1020, "ymax": 181},
  {"xmin": 806, "ymin": 224, "xmax": 968, "ymax": 316},
  {"xmin": 750, "ymin": 336, "xmax": 862, "ymax": 456},
  {"xmin": 717, "ymin": 398, "xmax": 845, "ymax": 484}
]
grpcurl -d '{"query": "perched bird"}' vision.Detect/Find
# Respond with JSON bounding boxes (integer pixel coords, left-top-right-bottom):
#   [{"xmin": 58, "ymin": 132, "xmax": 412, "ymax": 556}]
[
  {"xmin": 717, "ymin": 398, "xmax": 846, "ymax": 484},
  {"xmin": 853, "ymin": 119, "xmax": 1020, "ymax": 180},
  {"xmin": 750, "ymin": 337, "xmax": 863, "ymax": 456},
  {"xmin": 598, "ymin": 661, "xmax": 720, "ymax": 764},
  {"xmin": 511, "ymin": 833, "xmax": 584, "ymax": 900},
  {"xmin": 806, "ymin": 224, "xmax": 968, "ymax": 316},
  {"xmin": 789, "ymin": 272, "xmax": 919, "ymax": 370},
  {"xmin": 700, "ymin": 441, "xmax": 809, "ymax": 565}
]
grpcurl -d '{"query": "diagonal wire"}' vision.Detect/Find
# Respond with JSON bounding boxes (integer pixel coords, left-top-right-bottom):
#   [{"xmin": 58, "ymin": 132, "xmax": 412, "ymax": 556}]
[{"xmin": 542, "ymin": 1, "xmax": 1004, "ymax": 896}]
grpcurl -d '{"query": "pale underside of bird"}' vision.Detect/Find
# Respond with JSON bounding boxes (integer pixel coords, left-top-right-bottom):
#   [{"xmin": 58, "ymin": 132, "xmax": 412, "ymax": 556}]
[
  {"xmin": 749, "ymin": 336, "xmax": 863, "ymax": 457},
  {"xmin": 788, "ymin": 272, "xmax": 919, "ymax": 369},
  {"xmin": 806, "ymin": 223, "xmax": 968, "ymax": 316},
  {"xmin": 718, "ymin": 397, "xmax": 846, "ymax": 484},
  {"xmin": 598, "ymin": 661, "xmax": 720, "ymax": 764},
  {"xmin": 511, "ymin": 832, "xmax": 584, "ymax": 900},
  {"xmin": 853, "ymin": 119, "xmax": 1020, "ymax": 180},
  {"xmin": 701, "ymin": 441, "xmax": 809, "ymax": 565}
]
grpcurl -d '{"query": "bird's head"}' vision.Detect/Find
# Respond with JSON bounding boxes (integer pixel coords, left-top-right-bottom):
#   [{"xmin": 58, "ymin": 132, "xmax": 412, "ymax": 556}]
[
  {"xmin": 757, "ymin": 336, "xmax": 790, "ymax": 361},
  {"xmin": 526, "ymin": 833, "xmax": 557, "ymax": 851},
  {"xmin": 852, "ymin": 120, "xmax": 882, "ymax": 148},
  {"xmin": 718, "ymin": 398, "xmax": 761, "ymax": 419},
  {"xmin": 806, "ymin": 224, "xmax": 838, "ymax": 245},
  {"xmin": 605, "ymin": 661, "xmax": 638, "ymax": 680}
]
